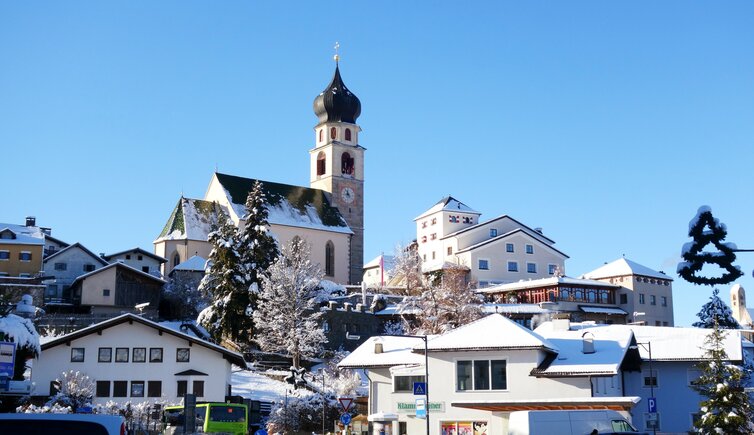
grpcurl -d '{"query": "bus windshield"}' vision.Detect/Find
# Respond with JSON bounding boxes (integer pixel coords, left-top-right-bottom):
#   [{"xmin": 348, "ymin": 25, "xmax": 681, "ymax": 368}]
[{"xmin": 209, "ymin": 405, "xmax": 246, "ymax": 423}]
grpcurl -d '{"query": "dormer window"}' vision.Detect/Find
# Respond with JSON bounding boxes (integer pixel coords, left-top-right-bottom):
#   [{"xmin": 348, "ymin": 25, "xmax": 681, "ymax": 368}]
[
  {"xmin": 0, "ymin": 230, "xmax": 15, "ymax": 240},
  {"xmin": 345, "ymin": 128, "xmax": 352, "ymax": 141},
  {"xmin": 316, "ymin": 152, "xmax": 326, "ymax": 176}
]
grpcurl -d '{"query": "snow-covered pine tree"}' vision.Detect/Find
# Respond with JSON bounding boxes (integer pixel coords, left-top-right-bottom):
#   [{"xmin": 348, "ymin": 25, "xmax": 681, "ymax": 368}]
[
  {"xmin": 197, "ymin": 209, "xmax": 248, "ymax": 345},
  {"xmin": 237, "ymin": 181, "xmax": 279, "ymax": 338},
  {"xmin": 253, "ymin": 237, "xmax": 327, "ymax": 369},
  {"xmin": 692, "ymin": 321, "xmax": 753, "ymax": 434},
  {"xmin": 693, "ymin": 288, "xmax": 741, "ymax": 329},
  {"xmin": 678, "ymin": 206, "xmax": 743, "ymax": 286}
]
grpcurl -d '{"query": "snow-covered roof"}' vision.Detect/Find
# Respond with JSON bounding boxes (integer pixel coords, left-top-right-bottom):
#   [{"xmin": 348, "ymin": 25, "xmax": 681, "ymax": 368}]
[
  {"xmin": 443, "ymin": 215, "xmax": 556, "ymax": 246},
  {"xmin": 155, "ymin": 197, "xmax": 225, "ymax": 242},
  {"xmin": 420, "ymin": 260, "xmax": 470, "ymax": 273},
  {"xmin": 70, "ymin": 261, "xmax": 166, "ymax": 286},
  {"xmin": 41, "ymin": 313, "xmax": 245, "ymax": 367},
  {"xmin": 481, "ymin": 303, "xmax": 551, "ymax": 314},
  {"xmin": 414, "ymin": 196, "xmax": 480, "ymax": 221},
  {"xmin": 0, "ymin": 224, "xmax": 45, "ymax": 246},
  {"xmin": 579, "ymin": 306, "xmax": 628, "ymax": 315},
  {"xmin": 42, "ymin": 242, "xmax": 109, "ymax": 267},
  {"xmin": 626, "ymin": 325, "xmax": 742, "ymax": 361},
  {"xmin": 364, "ymin": 254, "xmax": 396, "ymax": 270},
  {"xmin": 478, "ymin": 276, "xmax": 620, "ymax": 294},
  {"xmin": 581, "ymin": 258, "xmax": 672, "ymax": 281},
  {"xmin": 452, "ymin": 396, "xmax": 641, "ymax": 411},
  {"xmin": 172, "ymin": 255, "xmax": 207, "ymax": 272},
  {"xmin": 420, "ymin": 314, "xmax": 557, "ymax": 353},
  {"xmin": 533, "ymin": 322, "xmax": 634, "ymax": 376},
  {"xmin": 338, "ymin": 336, "xmax": 427, "ymax": 369},
  {"xmin": 103, "ymin": 247, "xmax": 167, "ymax": 263},
  {"xmin": 375, "ymin": 304, "xmax": 422, "ymax": 316}
]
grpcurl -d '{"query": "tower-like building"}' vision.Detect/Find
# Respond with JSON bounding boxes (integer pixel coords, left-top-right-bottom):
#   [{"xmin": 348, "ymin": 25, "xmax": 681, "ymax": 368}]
[{"xmin": 310, "ymin": 62, "xmax": 365, "ymax": 285}]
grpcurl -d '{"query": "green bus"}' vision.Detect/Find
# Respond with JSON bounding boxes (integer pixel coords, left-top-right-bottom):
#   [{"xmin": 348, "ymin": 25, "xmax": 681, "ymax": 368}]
[{"xmin": 162, "ymin": 402, "xmax": 248, "ymax": 434}]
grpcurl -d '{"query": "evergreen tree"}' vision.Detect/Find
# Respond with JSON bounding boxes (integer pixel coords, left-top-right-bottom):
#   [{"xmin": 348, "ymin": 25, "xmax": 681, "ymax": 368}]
[
  {"xmin": 238, "ymin": 181, "xmax": 279, "ymax": 335},
  {"xmin": 692, "ymin": 321, "xmax": 753, "ymax": 434},
  {"xmin": 693, "ymin": 288, "xmax": 741, "ymax": 329},
  {"xmin": 253, "ymin": 237, "xmax": 327, "ymax": 369},
  {"xmin": 197, "ymin": 209, "xmax": 248, "ymax": 344},
  {"xmin": 678, "ymin": 206, "xmax": 743, "ymax": 286}
]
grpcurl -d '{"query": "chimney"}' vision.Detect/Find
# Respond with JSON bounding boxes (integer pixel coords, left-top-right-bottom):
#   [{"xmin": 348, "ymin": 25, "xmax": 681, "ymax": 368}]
[
  {"xmin": 328, "ymin": 301, "xmax": 337, "ymax": 310},
  {"xmin": 343, "ymin": 302, "xmax": 353, "ymax": 312},
  {"xmin": 355, "ymin": 303, "xmax": 364, "ymax": 312},
  {"xmin": 374, "ymin": 338, "xmax": 383, "ymax": 354},
  {"xmin": 25, "ymin": 216, "xmax": 36, "ymax": 227},
  {"xmin": 552, "ymin": 318, "xmax": 571, "ymax": 331},
  {"xmin": 582, "ymin": 332, "xmax": 595, "ymax": 354},
  {"xmin": 534, "ymin": 227, "xmax": 543, "ymax": 234}
]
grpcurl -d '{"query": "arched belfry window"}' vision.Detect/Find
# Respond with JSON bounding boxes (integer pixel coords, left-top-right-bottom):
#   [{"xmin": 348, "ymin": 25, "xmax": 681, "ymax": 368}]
[
  {"xmin": 341, "ymin": 152, "xmax": 355, "ymax": 176},
  {"xmin": 318, "ymin": 129, "xmax": 323, "ymax": 142},
  {"xmin": 325, "ymin": 241, "xmax": 335, "ymax": 277},
  {"xmin": 330, "ymin": 127, "xmax": 337, "ymax": 140},
  {"xmin": 316, "ymin": 152, "xmax": 326, "ymax": 176},
  {"xmin": 172, "ymin": 253, "xmax": 180, "ymax": 269},
  {"xmin": 345, "ymin": 128, "xmax": 352, "ymax": 141}
]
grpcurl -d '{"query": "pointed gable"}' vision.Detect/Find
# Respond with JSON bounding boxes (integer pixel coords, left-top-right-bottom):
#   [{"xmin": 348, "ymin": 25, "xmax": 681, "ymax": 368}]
[
  {"xmin": 155, "ymin": 197, "xmax": 225, "ymax": 242},
  {"xmin": 415, "ymin": 196, "xmax": 481, "ymax": 221},
  {"xmin": 420, "ymin": 314, "xmax": 557, "ymax": 353}
]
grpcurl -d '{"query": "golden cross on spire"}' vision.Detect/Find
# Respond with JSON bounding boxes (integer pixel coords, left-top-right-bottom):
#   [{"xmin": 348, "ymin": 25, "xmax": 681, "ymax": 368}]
[{"xmin": 333, "ymin": 41, "xmax": 340, "ymax": 63}]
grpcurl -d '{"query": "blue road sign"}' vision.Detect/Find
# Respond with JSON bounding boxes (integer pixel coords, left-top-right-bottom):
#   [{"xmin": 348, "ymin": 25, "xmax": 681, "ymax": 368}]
[
  {"xmin": 648, "ymin": 397, "xmax": 657, "ymax": 413},
  {"xmin": 413, "ymin": 382, "xmax": 426, "ymax": 395},
  {"xmin": 415, "ymin": 398, "xmax": 427, "ymax": 419},
  {"xmin": 254, "ymin": 430, "xmax": 268, "ymax": 435},
  {"xmin": 340, "ymin": 413, "xmax": 352, "ymax": 425}
]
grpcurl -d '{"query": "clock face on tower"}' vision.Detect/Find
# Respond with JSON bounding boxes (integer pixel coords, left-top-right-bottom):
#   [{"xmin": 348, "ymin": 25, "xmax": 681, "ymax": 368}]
[{"xmin": 341, "ymin": 187, "xmax": 355, "ymax": 204}]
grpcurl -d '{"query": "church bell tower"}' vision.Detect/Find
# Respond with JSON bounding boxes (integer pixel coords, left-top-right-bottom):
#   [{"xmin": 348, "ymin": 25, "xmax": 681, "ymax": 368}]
[{"xmin": 310, "ymin": 54, "xmax": 365, "ymax": 285}]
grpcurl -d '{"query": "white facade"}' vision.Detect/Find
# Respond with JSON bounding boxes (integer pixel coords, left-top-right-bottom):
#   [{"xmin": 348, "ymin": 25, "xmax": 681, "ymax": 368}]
[
  {"xmin": 33, "ymin": 313, "xmax": 245, "ymax": 405},
  {"xmin": 414, "ymin": 197, "xmax": 568, "ymax": 287}
]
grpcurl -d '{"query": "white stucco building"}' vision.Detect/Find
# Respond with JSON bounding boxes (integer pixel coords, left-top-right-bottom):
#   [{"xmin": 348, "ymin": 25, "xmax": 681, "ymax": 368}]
[
  {"xmin": 414, "ymin": 197, "xmax": 568, "ymax": 288},
  {"xmin": 33, "ymin": 313, "xmax": 246, "ymax": 405}
]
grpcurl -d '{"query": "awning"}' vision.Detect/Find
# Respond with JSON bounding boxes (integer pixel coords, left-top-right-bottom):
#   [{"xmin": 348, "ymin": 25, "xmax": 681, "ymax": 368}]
[
  {"xmin": 579, "ymin": 306, "xmax": 628, "ymax": 315},
  {"xmin": 451, "ymin": 396, "xmax": 640, "ymax": 412}
]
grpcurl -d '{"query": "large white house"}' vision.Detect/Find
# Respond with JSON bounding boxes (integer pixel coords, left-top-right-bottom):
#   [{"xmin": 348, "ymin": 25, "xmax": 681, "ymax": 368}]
[
  {"xmin": 33, "ymin": 313, "xmax": 246, "ymax": 405},
  {"xmin": 414, "ymin": 197, "xmax": 569, "ymax": 288}
]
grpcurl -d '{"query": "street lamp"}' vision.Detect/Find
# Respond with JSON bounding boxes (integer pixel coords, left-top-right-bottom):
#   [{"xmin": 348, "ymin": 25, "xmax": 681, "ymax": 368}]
[{"xmin": 631, "ymin": 341, "xmax": 655, "ymax": 435}]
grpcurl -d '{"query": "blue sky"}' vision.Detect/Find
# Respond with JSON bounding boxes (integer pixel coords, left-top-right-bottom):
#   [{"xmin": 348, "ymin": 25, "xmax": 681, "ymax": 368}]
[{"xmin": 1, "ymin": 2, "xmax": 753, "ymax": 326}]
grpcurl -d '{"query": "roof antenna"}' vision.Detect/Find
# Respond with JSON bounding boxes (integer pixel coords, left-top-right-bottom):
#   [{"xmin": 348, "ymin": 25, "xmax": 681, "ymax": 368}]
[{"xmin": 334, "ymin": 41, "xmax": 340, "ymax": 64}]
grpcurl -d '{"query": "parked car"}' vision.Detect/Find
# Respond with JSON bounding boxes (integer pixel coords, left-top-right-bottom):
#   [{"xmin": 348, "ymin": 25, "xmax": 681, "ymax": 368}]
[
  {"xmin": 508, "ymin": 410, "xmax": 648, "ymax": 435},
  {"xmin": 0, "ymin": 413, "xmax": 125, "ymax": 435}
]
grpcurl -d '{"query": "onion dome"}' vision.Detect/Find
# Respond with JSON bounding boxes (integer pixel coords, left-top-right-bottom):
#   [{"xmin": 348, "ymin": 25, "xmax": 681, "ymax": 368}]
[{"xmin": 313, "ymin": 65, "xmax": 361, "ymax": 125}]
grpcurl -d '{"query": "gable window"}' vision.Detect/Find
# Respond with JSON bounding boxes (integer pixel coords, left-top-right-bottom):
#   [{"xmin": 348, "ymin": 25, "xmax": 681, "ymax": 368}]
[
  {"xmin": 115, "ymin": 348, "xmax": 129, "ymax": 363},
  {"xmin": 316, "ymin": 151, "xmax": 326, "ymax": 176},
  {"xmin": 83, "ymin": 264, "xmax": 95, "ymax": 272},
  {"xmin": 505, "ymin": 243, "xmax": 514, "ymax": 253},
  {"xmin": 125, "ymin": 254, "xmax": 131, "ymax": 260},
  {"xmin": 98, "ymin": 348, "xmax": 112, "ymax": 363},
  {"xmin": 177, "ymin": 380, "xmax": 188, "ymax": 398},
  {"xmin": 457, "ymin": 359, "xmax": 507, "ymax": 391},
  {"xmin": 527, "ymin": 263, "xmax": 537, "ymax": 273},
  {"xmin": 0, "ymin": 251, "xmax": 9, "ymax": 260},
  {"xmin": 548, "ymin": 264, "xmax": 557, "ymax": 275},
  {"xmin": 96, "ymin": 381, "xmax": 110, "ymax": 398},
  {"xmin": 131, "ymin": 381, "xmax": 145, "ymax": 397},
  {"xmin": 19, "ymin": 251, "xmax": 32, "ymax": 262},
  {"xmin": 325, "ymin": 241, "xmax": 335, "ymax": 277},
  {"xmin": 177, "ymin": 348, "xmax": 190, "ymax": 362},
  {"xmin": 148, "ymin": 381, "xmax": 162, "ymax": 397},
  {"xmin": 508, "ymin": 262, "xmax": 518, "ymax": 272},
  {"xmin": 490, "ymin": 229, "xmax": 497, "ymax": 237},
  {"xmin": 71, "ymin": 348, "xmax": 85, "ymax": 362},
  {"xmin": 113, "ymin": 381, "xmax": 128, "ymax": 397},
  {"xmin": 345, "ymin": 128, "xmax": 352, "ymax": 141},
  {"xmin": 393, "ymin": 375, "xmax": 426, "ymax": 392},
  {"xmin": 341, "ymin": 152, "xmax": 354, "ymax": 175},
  {"xmin": 150, "ymin": 348, "xmax": 163, "ymax": 362},
  {"xmin": 54, "ymin": 263, "xmax": 67, "ymax": 271},
  {"xmin": 330, "ymin": 127, "xmax": 337, "ymax": 140},
  {"xmin": 137, "ymin": 255, "xmax": 143, "ymax": 261},
  {"xmin": 478, "ymin": 259, "xmax": 489, "ymax": 270},
  {"xmin": 525, "ymin": 244, "xmax": 534, "ymax": 254}
]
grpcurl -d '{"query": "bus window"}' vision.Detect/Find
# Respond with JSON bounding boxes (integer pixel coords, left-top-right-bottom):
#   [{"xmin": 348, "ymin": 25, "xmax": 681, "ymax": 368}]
[{"xmin": 209, "ymin": 405, "xmax": 247, "ymax": 423}]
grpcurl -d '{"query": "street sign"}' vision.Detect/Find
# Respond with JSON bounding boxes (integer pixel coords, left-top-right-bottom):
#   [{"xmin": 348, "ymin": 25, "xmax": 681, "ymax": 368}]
[
  {"xmin": 413, "ymin": 382, "xmax": 426, "ymax": 396},
  {"xmin": 648, "ymin": 397, "xmax": 657, "ymax": 413},
  {"xmin": 415, "ymin": 398, "xmax": 426, "ymax": 419},
  {"xmin": 340, "ymin": 413, "xmax": 352, "ymax": 425},
  {"xmin": 338, "ymin": 397, "xmax": 354, "ymax": 412},
  {"xmin": 0, "ymin": 342, "xmax": 16, "ymax": 380}
]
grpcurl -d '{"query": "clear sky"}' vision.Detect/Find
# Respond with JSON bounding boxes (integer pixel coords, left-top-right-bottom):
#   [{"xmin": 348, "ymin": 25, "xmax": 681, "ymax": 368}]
[{"xmin": 1, "ymin": 2, "xmax": 753, "ymax": 327}]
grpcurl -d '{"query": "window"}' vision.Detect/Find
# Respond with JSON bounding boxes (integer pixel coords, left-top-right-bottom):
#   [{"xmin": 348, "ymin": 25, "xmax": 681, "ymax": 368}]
[
  {"xmin": 447, "ymin": 247, "xmax": 452, "ymax": 255},
  {"xmin": 177, "ymin": 380, "xmax": 188, "ymax": 397},
  {"xmin": 449, "ymin": 216, "xmax": 458, "ymax": 223},
  {"xmin": 341, "ymin": 152, "xmax": 354, "ymax": 175},
  {"xmin": 525, "ymin": 244, "xmax": 534, "ymax": 254},
  {"xmin": 462, "ymin": 216, "xmax": 472, "ymax": 224},
  {"xmin": 661, "ymin": 296, "xmax": 667, "ymax": 307},
  {"xmin": 113, "ymin": 381, "xmax": 128, "ymax": 397},
  {"xmin": 478, "ymin": 259, "xmax": 489, "ymax": 270},
  {"xmin": 430, "ymin": 233, "xmax": 437, "ymax": 240},
  {"xmin": 650, "ymin": 295, "xmax": 656, "ymax": 305},
  {"xmin": 115, "ymin": 347, "xmax": 129, "ymax": 363},
  {"xmin": 431, "ymin": 218, "xmax": 437, "ymax": 225},
  {"xmin": 133, "ymin": 348, "xmax": 146, "ymax": 363},
  {"xmin": 125, "ymin": 254, "xmax": 131, "ymax": 260},
  {"xmin": 193, "ymin": 380, "xmax": 205, "ymax": 397},
  {"xmin": 421, "ymin": 236, "xmax": 427, "ymax": 243},
  {"xmin": 103, "ymin": 289, "xmax": 110, "ymax": 297},
  {"xmin": 508, "ymin": 262, "xmax": 518, "ymax": 272},
  {"xmin": 148, "ymin": 381, "xmax": 162, "ymax": 397},
  {"xmin": 643, "ymin": 369, "xmax": 658, "ymax": 388},
  {"xmin": 506, "ymin": 243, "xmax": 514, "ymax": 253},
  {"xmin": 432, "ymin": 251, "xmax": 436, "ymax": 260},
  {"xmin": 422, "ymin": 221, "xmax": 427, "ymax": 228},
  {"xmin": 0, "ymin": 251, "xmax": 8, "ymax": 260},
  {"xmin": 142, "ymin": 266, "xmax": 149, "ymax": 273},
  {"xmin": 620, "ymin": 294, "xmax": 628, "ymax": 304},
  {"xmin": 150, "ymin": 348, "xmax": 163, "ymax": 362},
  {"xmin": 457, "ymin": 359, "xmax": 506, "ymax": 391},
  {"xmin": 177, "ymin": 348, "xmax": 190, "ymax": 362},
  {"xmin": 83, "ymin": 264, "xmax": 95, "ymax": 272},
  {"xmin": 173, "ymin": 253, "xmax": 180, "ymax": 268},
  {"xmin": 96, "ymin": 381, "xmax": 110, "ymax": 397},
  {"xmin": 345, "ymin": 128, "xmax": 352, "ymax": 141},
  {"xmin": 330, "ymin": 127, "xmax": 337, "ymax": 139},
  {"xmin": 131, "ymin": 381, "xmax": 145, "ymax": 397},
  {"xmin": 527, "ymin": 263, "xmax": 537, "ymax": 273},
  {"xmin": 54, "ymin": 263, "xmax": 67, "ymax": 271},
  {"xmin": 318, "ymin": 129, "xmax": 323, "ymax": 142},
  {"xmin": 316, "ymin": 152, "xmax": 326, "ymax": 176},
  {"xmin": 639, "ymin": 293, "xmax": 645, "ymax": 304},
  {"xmin": 19, "ymin": 251, "xmax": 32, "ymax": 262},
  {"xmin": 137, "ymin": 255, "xmax": 143, "ymax": 261},
  {"xmin": 71, "ymin": 348, "xmax": 85, "ymax": 362},
  {"xmin": 98, "ymin": 348, "xmax": 112, "ymax": 363},
  {"xmin": 325, "ymin": 241, "xmax": 335, "ymax": 277},
  {"xmin": 548, "ymin": 264, "xmax": 557, "ymax": 275},
  {"xmin": 490, "ymin": 229, "xmax": 497, "ymax": 237}
]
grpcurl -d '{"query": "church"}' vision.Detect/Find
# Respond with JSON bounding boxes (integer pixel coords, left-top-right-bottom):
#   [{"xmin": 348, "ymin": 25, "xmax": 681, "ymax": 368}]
[{"xmin": 154, "ymin": 61, "xmax": 365, "ymax": 285}]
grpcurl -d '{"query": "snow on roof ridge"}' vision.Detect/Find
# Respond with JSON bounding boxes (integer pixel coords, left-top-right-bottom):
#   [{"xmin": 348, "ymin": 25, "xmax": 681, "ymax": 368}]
[
  {"xmin": 414, "ymin": 195, "xmax": 481, "ymax": 220},
  {"xmin": 173, "ymin": 255, "xmax": 207, "ymax": 271},
  {"xmin": 582, "ymin": 257, "xmax": 672, "ymax": 281}
]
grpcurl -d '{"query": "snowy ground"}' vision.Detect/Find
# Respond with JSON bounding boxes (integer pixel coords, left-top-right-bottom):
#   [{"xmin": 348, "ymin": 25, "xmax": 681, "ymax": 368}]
[{"xmin": 230, "ymin": 367, "xmax": 313, "ymax": 403}]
